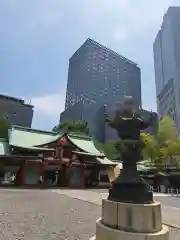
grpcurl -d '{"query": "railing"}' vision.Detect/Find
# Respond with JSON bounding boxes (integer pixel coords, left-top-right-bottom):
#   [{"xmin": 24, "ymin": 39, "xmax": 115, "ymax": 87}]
[{"xmin": 149, "ymin": 185, "xmax": 180, "ymax": 197}]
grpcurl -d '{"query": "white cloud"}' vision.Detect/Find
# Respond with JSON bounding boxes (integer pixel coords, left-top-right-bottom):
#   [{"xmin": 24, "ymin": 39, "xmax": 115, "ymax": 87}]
[
  {"xmin": 30, "ymin": 90, "xmax": 66, "ymax": 117},
  {"xmin": 6, "ymin": 0, "xmax": 174, "ymax": 46}
]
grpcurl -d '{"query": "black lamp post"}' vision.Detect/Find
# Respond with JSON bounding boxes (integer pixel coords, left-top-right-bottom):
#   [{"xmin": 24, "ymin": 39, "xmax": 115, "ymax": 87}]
[{"xmin": 106, "ymin": 96, "xmax": 154, "ymax": 204}]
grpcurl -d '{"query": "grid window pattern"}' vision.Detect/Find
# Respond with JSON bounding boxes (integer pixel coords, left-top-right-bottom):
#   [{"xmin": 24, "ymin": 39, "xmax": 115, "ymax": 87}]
[{"xmin": 62, "ymin": 38, "xmax": 141, "ymax": 141}]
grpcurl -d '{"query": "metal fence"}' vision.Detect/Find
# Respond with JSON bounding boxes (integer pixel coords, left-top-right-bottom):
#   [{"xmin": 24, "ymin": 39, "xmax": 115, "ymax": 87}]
[{"xmin": 149, "ymin": 185, "xmax": 180, "ymax": 197}]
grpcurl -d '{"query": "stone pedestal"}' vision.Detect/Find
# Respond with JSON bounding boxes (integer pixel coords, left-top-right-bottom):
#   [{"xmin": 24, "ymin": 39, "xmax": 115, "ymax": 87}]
[{"xmin": 92, "ymin": 199, "xmax": 169, "ymax": 240}]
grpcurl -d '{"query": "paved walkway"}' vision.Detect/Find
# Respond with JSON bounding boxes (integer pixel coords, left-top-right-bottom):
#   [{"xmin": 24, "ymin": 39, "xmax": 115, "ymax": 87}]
[
  {"xmin": 0, "ymin": 189, "xmax": 179, "ymax": 239},
  {"xmin": 52, "ymin": 189, "xmax": 180, "ymax": 228},
  {"xmin": 0, "ymin": 189, "xmax": 101, "ymax": 240}
]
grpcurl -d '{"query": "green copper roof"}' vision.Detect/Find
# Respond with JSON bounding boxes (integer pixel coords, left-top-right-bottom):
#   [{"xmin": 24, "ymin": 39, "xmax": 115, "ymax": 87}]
[
  {"xmin": 8, "ymin": 127, "xmax": 104, "ymax": 157},
  {"xmin": 9, "ymin": 126, "xmax": 62, "ymax": 148},
  {"xmin": 12, "ymin": 144, "xmax": 55, "ymax": 152},
  {"xmin": 68, "ymin": 134, "xmax": 104, "ymax": 156},
  {"xmin": 0, "ymin": 138, "xmax": 10, "ymax": 155}
]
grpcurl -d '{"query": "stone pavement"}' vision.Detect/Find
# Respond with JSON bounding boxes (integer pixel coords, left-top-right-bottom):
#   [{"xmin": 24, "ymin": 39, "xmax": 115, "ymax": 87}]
[
  {"xmin": 51, "ymin": 189, "xmax": 180, "ymax": 227},
  {"xmin": 52, "ymin": 189, "xmax": 180, "ymax": 240},
  {"xmin": 0, "ymin": 189, "xmax": 101, "ymax": 240},
  {"xmin": 0, "ymin": 188, "xmax": 179, "ymax": 240}
]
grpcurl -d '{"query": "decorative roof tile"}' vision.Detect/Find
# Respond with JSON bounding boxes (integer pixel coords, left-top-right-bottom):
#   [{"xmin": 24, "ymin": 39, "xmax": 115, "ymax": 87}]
[
  {"xmin": 9, "ymin": 126, "xmax": 62, "ymax": 148},
  {"xmin": 67, "ymin": 135, "xmax": 104, "ymax": 156},
  {"xmin": 8, "ymin": 126, "xmax": 105, "ymax": 157},
  {"xmin": 96, "ymin": 157, "xmax": 117, "ymax": 165}
]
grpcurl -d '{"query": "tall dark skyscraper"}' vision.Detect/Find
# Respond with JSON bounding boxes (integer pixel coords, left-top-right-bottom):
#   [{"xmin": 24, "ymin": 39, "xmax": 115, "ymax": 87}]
[
  {"xmin": 65, "ymin": 38, "xmax": 141, "ymax": 110},
  {"xmin": 61, "ymin": 38, "xmax": 142, "ymax": 141},
  {"xmin": 154, "ymin": 7, "xmax": 180, "ymax": 131}
]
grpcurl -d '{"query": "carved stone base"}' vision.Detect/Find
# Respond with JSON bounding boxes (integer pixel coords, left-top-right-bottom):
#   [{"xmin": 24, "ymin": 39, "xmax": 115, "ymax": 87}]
[
  {"xmin": 95, "ymin": 219, "xmax": 169, "ymax": 240},
  {"xmin": 91, "ymin": 199, "xmax": 169, "ymax": 240}
]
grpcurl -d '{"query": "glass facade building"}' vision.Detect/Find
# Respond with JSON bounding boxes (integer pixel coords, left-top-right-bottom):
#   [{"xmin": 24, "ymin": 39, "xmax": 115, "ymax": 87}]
[
  {"xmin": 61, "ymin": 38, "xmax": 142, "ymax": 142},
  {"xmin": 154, "ymin": 7, "xmax": 180, "ymax": 131}
]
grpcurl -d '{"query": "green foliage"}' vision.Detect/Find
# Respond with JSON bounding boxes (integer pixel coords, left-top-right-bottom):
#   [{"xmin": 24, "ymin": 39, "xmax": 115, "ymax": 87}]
[
  {"xmin": 164, "ymin": 141, "xmax": 180, "ymax": 156},
  {"xmin": 141, "ymin": 115, "xmax": 180, "ymax": 166},
  {"xmin": 94, "ymin": 140, "xmax": 120, "ymax": 160},
  {"xmin": 54, "ymin": 115, "xmax": 180, "ymax": 166},
  {"xmin": 140, "ymin": 132, "xmax": 158, "ymax": 161},
  {"xmin": 53, "ymin": 120, "xmax": 89, "ymax": 135},
  {"xmin": 157, "ymin": 115, "xmax": 178, "ymax": 146},
  {"xmin": 94, "ymin": 141, "xmax": 104, "ymax": 152},
  {"xmin": 160, "ymin": 140, "xmax": 180, "ymax": 165}
]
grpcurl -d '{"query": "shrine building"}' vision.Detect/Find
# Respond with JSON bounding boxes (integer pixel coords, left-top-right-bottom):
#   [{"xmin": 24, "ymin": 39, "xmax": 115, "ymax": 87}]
[{"xmin": 0, "ymin": 124, "xmax": 116, "ymax": 188}]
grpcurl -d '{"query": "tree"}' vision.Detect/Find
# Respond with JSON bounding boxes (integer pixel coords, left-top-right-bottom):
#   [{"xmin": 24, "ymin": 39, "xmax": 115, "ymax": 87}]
[
  {"xmin": 141, "ymin": 115, "xmax": 180, "ymax": 165},
  {"xmin": 156, "ymin": 115, "xmax": 179, "ymax": 163},
  {"xmin": 95, "ymin": 140, "xmax": 120, "ymax": 160},
  {"xmin": 52, "ymin": 120, "xmax": 89, "ymax": 135},
  {"xmin": 157, "ymin": 115, "xmax": 178, "ymax": 147},
  {"xmin": 140, "ymin": 132, "xmax": 158, "ymax": 162},
  {"xmin": 160, "ymin": 140, "xmax": 180, "ymax": 165}
]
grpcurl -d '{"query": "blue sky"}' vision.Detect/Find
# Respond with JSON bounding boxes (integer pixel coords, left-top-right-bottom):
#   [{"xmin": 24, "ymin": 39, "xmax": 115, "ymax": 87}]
[{"xmin": 0, "ymin": 0, "xmax": 179, "ymax": 130}]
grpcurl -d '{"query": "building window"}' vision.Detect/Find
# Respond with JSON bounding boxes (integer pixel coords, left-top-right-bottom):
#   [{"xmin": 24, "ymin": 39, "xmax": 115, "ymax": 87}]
[
  {"xmin": 92, "ymin": 66, "xmax": 97, "ymax": 70},
  {"xmin": 104, "ymin": 66, "xmax": 109, "ymax": 72},
  {"xmin": 99, "ymin": 65, "xmax": 104, "ymax": 72},
  {"xmin": 104, "ymin": 76, "xmax": 108, "ymax": 85},
  {"xmin": 89, "ymin": 99, "xmax": 96, "ymax": 104}
]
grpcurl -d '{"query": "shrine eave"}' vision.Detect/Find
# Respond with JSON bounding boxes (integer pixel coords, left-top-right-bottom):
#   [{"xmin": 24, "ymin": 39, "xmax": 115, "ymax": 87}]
[
  {"xmin": 11, "ymin": 144, "xmax": 55, "ymax": 152},
  {"xmin": 96, "ymin": 157, "xmax": 117, "ymax": 166},
  {"xmin": 72, "ymin": 150, "xmax": 105, "ymax": 157},
  {"xmin": 0, "ymin": 154, "xmax": 43, "ymax": 160}
]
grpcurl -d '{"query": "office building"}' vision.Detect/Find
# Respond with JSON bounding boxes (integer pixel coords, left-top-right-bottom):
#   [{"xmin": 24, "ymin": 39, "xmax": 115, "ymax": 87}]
[
  {"xmin": 65, "ymin": 38, "xmax": 142, "ymax": 109},
  {"xmin": 0, "ymin": 94, "xmax": 34, "ymax": 127},
  {"xmin": 153, "ymin": 7, "xmax": 180, "ymax": 131},
  {"xmin": 61, "ymin": 38, "xmax": 142, "ymax": 141}
]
